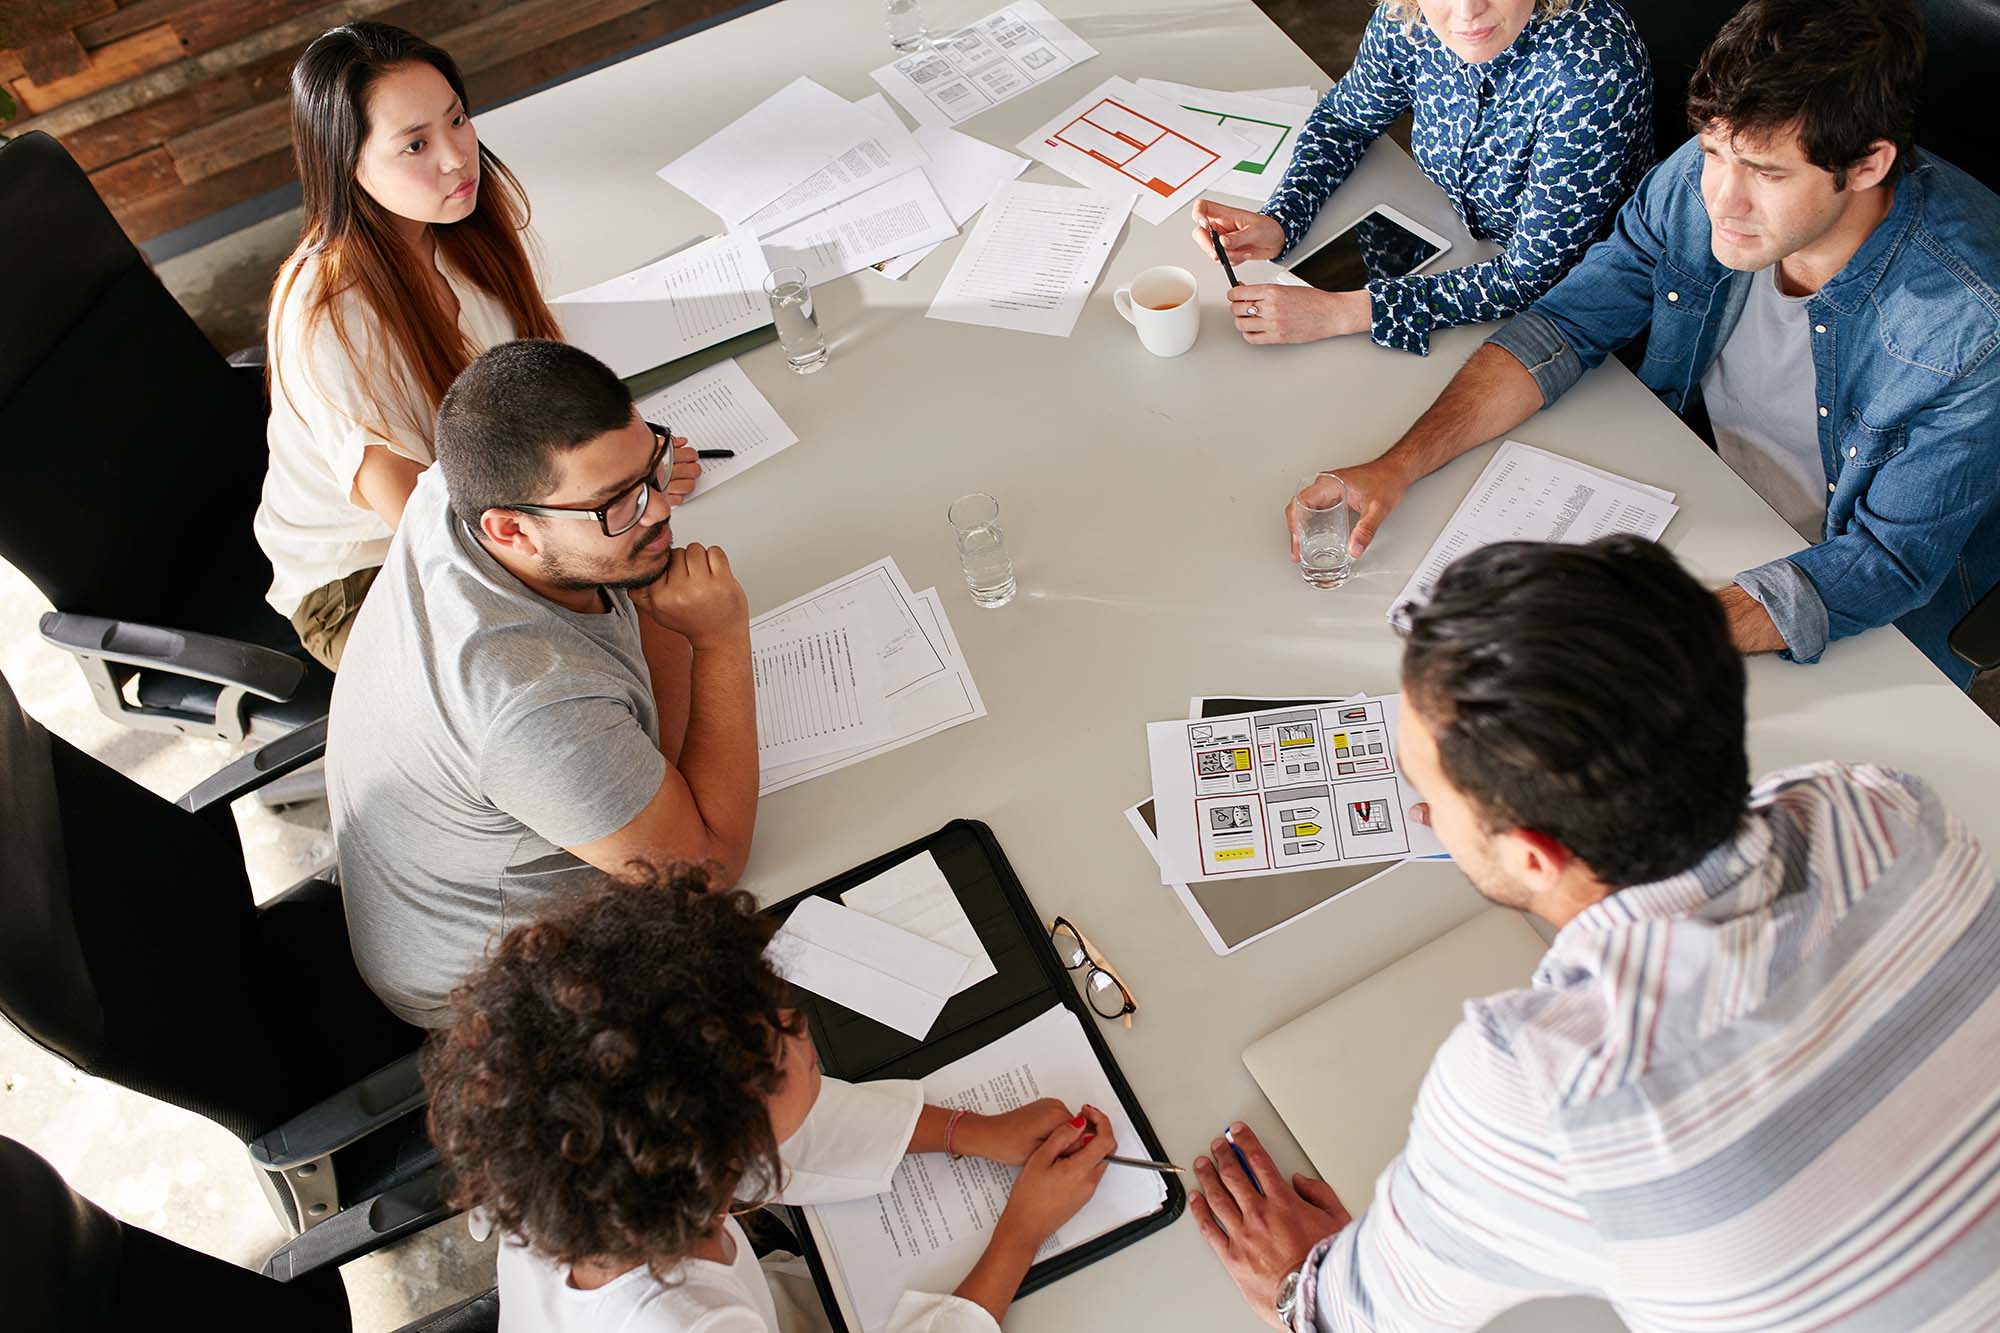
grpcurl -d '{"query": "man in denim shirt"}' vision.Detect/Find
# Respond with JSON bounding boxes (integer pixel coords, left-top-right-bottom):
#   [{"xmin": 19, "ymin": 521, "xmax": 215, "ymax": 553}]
[{"xmin": 1292, "ymin": 0, "xmax": 2000, "ymax": 688}]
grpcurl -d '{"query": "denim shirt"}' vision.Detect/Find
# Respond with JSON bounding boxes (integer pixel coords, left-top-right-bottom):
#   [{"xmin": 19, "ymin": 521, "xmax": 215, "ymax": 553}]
[
  {"xmin": 1490, "ymin": 137, "xmax": 2000, "ymax": 687},
  {"xmin": 1260, "ymin": 0, "xmax": 1652, "ymax": 356}
]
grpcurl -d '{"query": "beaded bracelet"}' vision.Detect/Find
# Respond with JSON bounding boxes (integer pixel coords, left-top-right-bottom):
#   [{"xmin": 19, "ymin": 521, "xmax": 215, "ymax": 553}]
[{"xmin": 944, "ymin": 1108, "xmax": 968, "ymax": 1159}]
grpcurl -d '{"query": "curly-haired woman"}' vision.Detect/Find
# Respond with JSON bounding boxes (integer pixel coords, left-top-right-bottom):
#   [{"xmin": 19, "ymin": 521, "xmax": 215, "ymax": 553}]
[
  {"xmin": 1194, "ymin": 0, "xmax": 1654, "ymax": 355},
  {"xmin": 426, "ymin": 869, "xmax": 1116, "ymax": 1332}
]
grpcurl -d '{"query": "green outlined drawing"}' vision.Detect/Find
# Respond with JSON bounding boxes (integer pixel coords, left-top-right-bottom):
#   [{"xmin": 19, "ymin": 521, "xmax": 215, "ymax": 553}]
[{"xmin": 1181, "ymin": 104, "xmax": 1293, "ymax": 174}]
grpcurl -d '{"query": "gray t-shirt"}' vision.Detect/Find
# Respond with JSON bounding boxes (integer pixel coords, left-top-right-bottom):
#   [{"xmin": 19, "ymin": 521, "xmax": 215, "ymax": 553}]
[
  {"xmin": 1702, "ymin": 265, "xmax": 1827, "ymax": 544},
  {"xmin": 328, "ymin": 468, "xmax": 665, "ymax": 1026}
]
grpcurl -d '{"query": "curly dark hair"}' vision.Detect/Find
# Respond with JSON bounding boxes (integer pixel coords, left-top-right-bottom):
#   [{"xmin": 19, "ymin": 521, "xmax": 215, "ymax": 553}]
[
  {"xmin": 423, "ymin": 865, "xmax": 804, "ymax": 1270},
  {"xmin": 1401, "ymin": 536, "xmax": 1749, "ymax": 888}
]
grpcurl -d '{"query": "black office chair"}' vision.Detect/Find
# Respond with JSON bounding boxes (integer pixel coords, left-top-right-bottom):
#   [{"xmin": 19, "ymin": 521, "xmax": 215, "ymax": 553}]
[
  {"xmin": 1, "ymin": 1136, "xmax": 498, "ymax": 1333},
  {"xmin": 1952, "ymin": 583, "xmax": 2000, "ymax": 676},
  {"xmin": 1626, "ymin": 0, "xmax": 2000, "ymax": 192},
  {"xmin": 0, "ymin": 668, "xmax": 454, "ymax": 1277},
  {"xmin": 0, "ymin": 129, "xmax": 331, "ymax": 744}
]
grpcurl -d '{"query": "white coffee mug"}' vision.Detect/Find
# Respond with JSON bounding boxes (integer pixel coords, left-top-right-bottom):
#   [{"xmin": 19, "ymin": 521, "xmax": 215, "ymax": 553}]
[{"xmin": 1113, "ymin": 265, "xmax": 1199, "ymax": 357}]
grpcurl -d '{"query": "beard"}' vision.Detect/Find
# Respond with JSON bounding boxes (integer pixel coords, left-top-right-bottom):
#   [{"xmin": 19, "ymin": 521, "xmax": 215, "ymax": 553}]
[{"xmin": 536, "ymin": 523, "xmax": 674, "ymax": 592}]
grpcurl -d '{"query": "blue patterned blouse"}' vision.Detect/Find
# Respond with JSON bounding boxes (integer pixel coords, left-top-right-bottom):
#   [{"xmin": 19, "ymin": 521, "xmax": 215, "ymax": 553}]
[{"xmin": 1261, "ymin": 0, "xmax": 1654, "ymax": 355}]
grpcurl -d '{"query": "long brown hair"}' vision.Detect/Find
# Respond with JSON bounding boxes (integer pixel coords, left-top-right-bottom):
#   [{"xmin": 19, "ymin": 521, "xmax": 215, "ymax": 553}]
[{"xmin": 272, "ymin": 21, "xmax": 562, "ymax": 443}]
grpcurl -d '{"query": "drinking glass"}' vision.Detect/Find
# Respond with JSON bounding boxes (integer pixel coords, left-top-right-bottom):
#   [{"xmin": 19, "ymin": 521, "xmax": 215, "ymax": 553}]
[
  {"xmin": 763, "ymin": 266, "xmax": 828, "ymax": 374},
  {"xmin": 1294, "ymin": 472, "xmax": 1354, "ymax": 588},
  {"xmin": 948, "ymin": 493, "xmax": 1016, "ymax": 608},
  {"xmin": 885, "ymin": 0, "xmax": 928, "ymax": 51}
]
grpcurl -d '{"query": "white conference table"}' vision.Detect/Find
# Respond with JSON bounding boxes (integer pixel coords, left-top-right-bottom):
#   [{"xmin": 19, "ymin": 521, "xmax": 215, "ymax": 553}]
[{"xmin": 476, "ymin": 2, "xmax": 1999, "ymax": 1329}]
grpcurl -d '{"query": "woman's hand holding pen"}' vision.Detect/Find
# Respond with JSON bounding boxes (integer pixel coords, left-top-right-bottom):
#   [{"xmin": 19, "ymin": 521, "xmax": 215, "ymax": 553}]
[{"xmin": 1192, "ymin": 199, "xmax": 1285, "ymax": 265}]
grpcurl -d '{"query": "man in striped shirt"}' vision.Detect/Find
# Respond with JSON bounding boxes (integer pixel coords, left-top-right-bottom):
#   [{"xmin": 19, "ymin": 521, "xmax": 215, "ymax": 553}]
[{"xmin": 1191, "ymin": 536, "xmax": 2000, "ymax": 1330}]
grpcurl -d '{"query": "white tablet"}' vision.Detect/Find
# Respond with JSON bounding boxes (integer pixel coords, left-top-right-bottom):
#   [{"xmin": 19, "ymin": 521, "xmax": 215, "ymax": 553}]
[{"xmin": 1282, "ymin": 203, "xmax": 1453, "ymax": 290}]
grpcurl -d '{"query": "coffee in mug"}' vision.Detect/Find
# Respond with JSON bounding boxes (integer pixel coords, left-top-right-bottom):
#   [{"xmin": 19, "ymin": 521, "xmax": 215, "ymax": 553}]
[{"xmin": 1114, "ymin": 265, "xmax": 1200, "ymax": 357}]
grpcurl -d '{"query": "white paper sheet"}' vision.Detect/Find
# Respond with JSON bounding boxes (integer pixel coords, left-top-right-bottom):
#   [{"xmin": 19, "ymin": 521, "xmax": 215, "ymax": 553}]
[
  {"xmin": 760, "ymin": 587, "xmax": 987, "ymax": 795},
  {"xmin": 842, "ymin": 850, "xmax": 998, "ymax": 992},
  {"xmin": 1134, "ymin": 79, "xmax": 1311, "ymax": 201},
  {"xmin": 870, "ymin": 0, "xmax": 1097, "ymax": 129},
  {"xmin": 762, "ymin": 168, "xmax": 958, "ymax": 286},
  {"xmin": 876, "ymin": 126, "xmax": 1030, "ymax": 280},
  {"xmin": 634, "ymin": 359, "xmax": 798, "ymax": 499},
  {"xmin": 755, "ymin": 558, "xmax": 946, "ymax": 698},
  {"xmin": 1389, "ymin": 441, "xmax": 1680, "ymax": 630},
  {"xmin": 551, "ymin": 231, "xmax": 772, "ymax": 378},
  {"xmin": 753, "ymin": 620, "xmax": 894, "ymax": 770},
  {"xmin": 657, "ymin": 77, "xmax": 881, "ymax": 225},
  {"xmin": 1145, "ymin": 695, "xmax": 1443, "ymax": 885},
  {"xmin": 807, "ymin": 1004, "xmax": 1167, "ymax": 1333},
  {"xmin": 741, "ymin": 94, "xmax": 930, "ymax": 237},
  {"xmin": 927, "ymin": 180, "xmax": 1132, "ymax": 337},
  {"xmin": 768, "ymin": 896, "xmax": 972, "ymax": 1040},
  {"xmin": 1242, "ymin": 84, "xmax": 1319, "ymax": 106},
  {"xmin": 1018, "ymin": 77, "xmax": 1254, "ymax": 225}
]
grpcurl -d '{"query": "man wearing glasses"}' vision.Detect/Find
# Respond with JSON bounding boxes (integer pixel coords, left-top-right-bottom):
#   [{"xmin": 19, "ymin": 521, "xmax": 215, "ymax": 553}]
[{"xmin": 327, "ymin": 339, "xmax": 757, "ymax": 1027}]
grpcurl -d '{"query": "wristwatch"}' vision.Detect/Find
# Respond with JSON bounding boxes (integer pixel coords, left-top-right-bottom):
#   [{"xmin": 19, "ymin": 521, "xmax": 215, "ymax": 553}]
[{"xmin": 1275, "ymin": 1267, "xmax": 1305, "ymax": 1330}]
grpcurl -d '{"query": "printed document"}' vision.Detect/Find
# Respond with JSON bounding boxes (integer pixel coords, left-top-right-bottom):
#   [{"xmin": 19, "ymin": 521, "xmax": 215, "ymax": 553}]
[
  {"xmin": 768, "ymin": 896, "xmax": 972, "ymax": 1040},
  {"xmin": 806, "ymin": 1004, "xmax": 1167, "ymax": 1333},
  {"xmin": 870, "ymin": 0, "xmax": 1096, "ymax": 129},
  {"xmin": 741, "ymin": 94, "xmax": 930, "ymax": 237},
  {"xmin": 1146, "ymin": 695, "xmax": 1444, "ymax": 884},
  {"xmin": 634, "ymin": 359, "xmax": 798, "ymax": 498},
  {"xmin": 657, "ymin": 77, "xmax": 881, "ymax": 225},
  {"xmin": 551, "ymin": 231, "xmax": 772, "ymax": 378},
  {"xmin": 1134, "ymin": 79, "xmax": 1311, "ymax": 200},
  {"xmin": 1390, "ymin": 441, "xmax": 1679, "ymax": 629},
  {"xmin": 753, "ymin": 623, "xmax": 890, "ymax": 771},
  {"xmin": 1019, "ymin": 77, "xmax": 1254, "ymax": 225},
  {"xmin": 928, "ymin": 180, "xmax": 1132, "ymax": 337},
  {"xmin": 842, "ymin": 851, "xmax": 997, "ymax": 993},
  {"xmin": 877, "ymin": 125, "xmax": 1030, "ymax": 280},
  {"xmin": 763, "ymin": 168, "xmax": 958, "ymax": 286}
]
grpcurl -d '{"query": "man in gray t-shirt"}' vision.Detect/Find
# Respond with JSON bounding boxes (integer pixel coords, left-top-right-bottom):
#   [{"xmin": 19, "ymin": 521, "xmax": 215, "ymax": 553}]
[{"xmin": 328, "ymin": 341, "xmax": 758, "ymax": 1026}]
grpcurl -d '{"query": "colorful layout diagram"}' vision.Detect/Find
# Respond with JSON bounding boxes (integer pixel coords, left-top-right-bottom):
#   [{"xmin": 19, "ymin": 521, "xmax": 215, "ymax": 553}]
[
  {"xmin": 1154, "ymin": 699, "xmax": 1422, "ymax": 880},
  {"xmin": 1180, "ymin": 105, "xmax": 1291, "ymax": 175},
  {"xmin": 1049, "ymin": 98, "xmax": 1220, "ymax": 198}
]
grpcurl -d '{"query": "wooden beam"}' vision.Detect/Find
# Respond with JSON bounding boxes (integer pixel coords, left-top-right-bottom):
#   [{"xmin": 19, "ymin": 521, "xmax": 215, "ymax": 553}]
[
  {"xmin": 166, "ymin": 95, "xmax": 289, "ymax": 183},
  {"xmin": 171, "ymin": 0, "xmax": 330, "ymax": 59},
  {"xmin": 88, "ymin": 140, "xmax": 179, "ymax": 203},
  {"xmin": 9, "ymin": 23, "xmax": 182, "ymax": 113},
  {"xmin": 57, "ymin": 48, "xmax": 291, "ymax": 170},
  {"xmin": 108, "ymin": 142, "xmax": 295, "ymax": 240},
  {"xmin": 17, "ymin": 32, "xmax": 91, "ymax": 84},
  {"xmin": 75, "ymin": 0, "xmax": 201, "ymax": 50}
]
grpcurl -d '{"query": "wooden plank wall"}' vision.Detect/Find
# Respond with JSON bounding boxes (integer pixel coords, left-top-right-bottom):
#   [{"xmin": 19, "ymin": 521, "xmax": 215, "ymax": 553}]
[{"xmin": 1, "ymin": 0, "xmax": 745, "ymax": 243}]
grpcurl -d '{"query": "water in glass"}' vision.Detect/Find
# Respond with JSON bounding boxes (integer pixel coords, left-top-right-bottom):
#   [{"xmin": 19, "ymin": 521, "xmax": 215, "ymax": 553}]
[
  {"xmin": 767, "ymin": 274, "xmax": 827, "ymax": 374},
  {"xmin": 1299, "ymin": 531, "xmax": 1352, "ymax": 588},
  {"xmin": 885, "ymin": 0, "xmax": 927, "ymax": 51},
  {"xmin": 958, "ymin": 526, "xmax": 1016, "ymax": 608}
]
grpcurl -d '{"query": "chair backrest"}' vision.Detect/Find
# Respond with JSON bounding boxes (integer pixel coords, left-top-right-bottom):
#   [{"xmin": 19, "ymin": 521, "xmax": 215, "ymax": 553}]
[
  {"xmin": 0, "ymin": 1135, "xmax": 349, "ymax": 1331},
  {"xmin": 1627, "ymin": 0, "xmax": 2000, "ymax": 192},
  {"xmin": 0, "ymin": 131, "xmax": 294, "ymax": 650},
  {"xmin": 0, "ymin": 669, "xmax": 408, "ymax": 1139}
]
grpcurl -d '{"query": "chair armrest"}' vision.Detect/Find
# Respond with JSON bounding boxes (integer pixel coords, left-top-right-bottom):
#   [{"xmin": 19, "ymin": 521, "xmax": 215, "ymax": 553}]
[
  {"xmin": 1950, "ymin": 582, "xmax": 2000, "ymax": 673},
  {"xmin": 39, "ymin": 612, "xmax": 304, "ymax": 701},
  {"xmin": 227, "ymin": 344, "xmax": 267, "ymax": 369},
  {"xmin": 250, "ymin": 1049, "xmax": 426, "ymax": 1171},
  {"xmin": 175, "ymin": 716, "xmax": 328, "ymax": 813},
  {"xmin": 261, "ymin": 1164, "xmax": 456, "ymax": 1281}
]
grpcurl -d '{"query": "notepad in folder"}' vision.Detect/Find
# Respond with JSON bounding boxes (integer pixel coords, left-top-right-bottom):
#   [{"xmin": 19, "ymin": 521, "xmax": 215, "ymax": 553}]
[{"xmin": 767, "ymin": 821, "xmax": 1183, "ymax": 1333}]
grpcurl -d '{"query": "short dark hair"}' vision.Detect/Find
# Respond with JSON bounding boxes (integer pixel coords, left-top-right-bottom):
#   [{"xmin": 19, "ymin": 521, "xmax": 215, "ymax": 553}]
[
  {"xmin": 1686, "ymin": 0, "xmax": 1924, "ymax": 188},
  {"xmin": 435, "ymin": 338, "xmax": 633, "ymax": 528},
  {"xmin": 423, "ymin": 866, "xmax": 803, "ymax": 1271},
  {"xmin": 1400, "ymin": 537, "xmax": 1748, "ymax": 888}
]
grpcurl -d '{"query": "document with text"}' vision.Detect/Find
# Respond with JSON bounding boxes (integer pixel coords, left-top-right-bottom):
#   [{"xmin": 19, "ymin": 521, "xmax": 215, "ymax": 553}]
[
  {"xmin": 877, "ymin": 125, "xmax": 1030, "ymax": 281},
  {"xmin": 927, "ymin": 180, "xmax": 1132, "ymax": 337},
  {"xmin": 551, "ymin": 231, "xmax": 772, "ymax": 378},
  {"xmin": 656, "ymin": 77, "xmax": 881, "ymax": 225},
  {"xmin": 763, "ymin": 168, "xmax": 958, "ymax": 286},
  {"xmin": 741, "ymin": 94, "xmax": 931, "ymax": 237},
  {"xmin": 634, "ymin": 359, "xmax": 798, "ymax": 498},
  {"xmin": 752, "ymin": 624, "xmax": 891, "ymax": 771}
]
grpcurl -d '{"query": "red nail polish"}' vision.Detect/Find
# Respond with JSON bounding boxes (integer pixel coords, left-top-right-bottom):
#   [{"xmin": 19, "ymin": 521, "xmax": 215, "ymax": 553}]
[
  {"xmin": 1081, "ymin": 1133, "xmax": 1096, "ymax": 1144},
  {"xmin": 1070, "ymin": 1114, "xmax": 1087, "ymax": 1129}
]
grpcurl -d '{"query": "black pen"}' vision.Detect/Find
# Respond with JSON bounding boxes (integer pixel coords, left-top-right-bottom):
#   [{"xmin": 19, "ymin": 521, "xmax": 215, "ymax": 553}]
[
  {"xmin": 1208, "ymin": 224, "xmax": 1241, "ymax": 289},
  {"xmin": 696, "ymin": 449, "xmax": 736, "ymax": 459}
]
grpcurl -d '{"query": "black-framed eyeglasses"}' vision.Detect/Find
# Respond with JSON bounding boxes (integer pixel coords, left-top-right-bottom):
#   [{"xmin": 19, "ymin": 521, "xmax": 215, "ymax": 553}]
[
  {"xmin": 504, "ymin": 421, "xmax": 673, "ymax": 538},
  {"xmin": 1050, "ymin": 915, "xmax": 1136, "ymax": 1028}
]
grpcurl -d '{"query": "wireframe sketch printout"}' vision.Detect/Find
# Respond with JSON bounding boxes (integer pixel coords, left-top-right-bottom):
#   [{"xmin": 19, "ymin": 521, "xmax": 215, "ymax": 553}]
[
  {"xmin": 806, "ymin": 1005, "xmax": 1167, "ymax": 1333},
  {"xmin": 1390, "ymin": 441, "xmax": 1679, "ymax": 629},
  {"xmin": 870, "ymin": 0, "xmax": 1097, "ymax": 129},
  {"xmin": 1019, "ymin": 77, "xmax": 1253, "ymax": 224},
  {"xmin": 634, "ymin": 359, "xmax": 798, "ymax": 498},
  {"xmin": 1146, "ymin": 696, "xmax": 1443, "ymax": 884},
  {"xmin": 550, "ymin": 231, "xmax": 773, "ymax": 378},
  {"xmin": 927, "ymin": 180, "xmax": 1133, "ymax": 337},
  {"xmin": 1133, "ymin": 78, "xmax": 1313, "ymax": 200}
]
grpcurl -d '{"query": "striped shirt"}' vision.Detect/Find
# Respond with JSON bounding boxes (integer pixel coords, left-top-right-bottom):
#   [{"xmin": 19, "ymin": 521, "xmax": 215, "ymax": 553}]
[{"xmin": 1299, "ymin": 762, "xmax": 2000, "ymax": 1331}]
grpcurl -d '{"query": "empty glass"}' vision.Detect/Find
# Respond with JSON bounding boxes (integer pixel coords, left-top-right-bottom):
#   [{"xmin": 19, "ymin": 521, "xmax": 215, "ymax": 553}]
[
  {"xmin": 948, "ymin": 493, "xmax": 1016, "ymax": 608},
  {"xmin": 763, "ymin": 265, "xmax": 827, "ymax": 374},
  {"xmin": 1294, "ymin": 472, "xmax": 1354, "ymax": 588},
  {"xmin": 885, "ymin": 0, "xmax": 928, "ymax": 51}
]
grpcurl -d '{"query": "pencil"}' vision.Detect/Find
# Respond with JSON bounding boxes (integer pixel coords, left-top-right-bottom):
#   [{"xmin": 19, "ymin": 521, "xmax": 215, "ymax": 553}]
[
  {"xmin": 1107, "ymin": 1154, "xmax": 1186, "ymax": 1174},
  {"xmin": 696, "ymin": 449, "xmax": 736, "ymax": 459}
]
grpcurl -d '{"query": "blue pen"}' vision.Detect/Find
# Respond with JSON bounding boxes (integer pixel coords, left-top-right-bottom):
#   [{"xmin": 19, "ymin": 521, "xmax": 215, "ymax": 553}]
[{"xmin": 1223, "ymin": 1125, "xmax": 1265, "ymax": 1196}]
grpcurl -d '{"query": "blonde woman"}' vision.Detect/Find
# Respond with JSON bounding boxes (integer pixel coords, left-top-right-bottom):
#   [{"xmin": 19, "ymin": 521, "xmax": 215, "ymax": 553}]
[{"xmin": 1194, "ymin": 0, "xmax": 1653, "ymax": 356}]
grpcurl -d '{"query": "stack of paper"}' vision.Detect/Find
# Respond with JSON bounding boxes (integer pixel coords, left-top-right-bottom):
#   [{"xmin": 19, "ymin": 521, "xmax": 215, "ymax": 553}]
[
  {"xmin": 1133, "ymin": 79, "xmax": 1318, "ymax": 200},
  {"xmin": 551, "ymin": 231, "xmax": 773, "ymax": 378},
  {"xmin": 1018, "ymin": 76, "xmax": 1256, "ymax": 225},
  {"xmin": 1390, "ymin": 441, "xmax": 1680, "ymax": 629},
  {"xmin": 754, "ymin": 558, "xmax": 986, "ymax": 794},
  {"xmin": 768, "ymin": 896, "xmax": 977, "ymax": 1039}
]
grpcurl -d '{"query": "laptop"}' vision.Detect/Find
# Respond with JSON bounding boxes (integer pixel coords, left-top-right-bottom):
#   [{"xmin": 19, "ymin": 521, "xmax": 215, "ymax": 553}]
[{"xmin": 1242, "ymin": 908, "xmax": 1626, "ymax": 1332}]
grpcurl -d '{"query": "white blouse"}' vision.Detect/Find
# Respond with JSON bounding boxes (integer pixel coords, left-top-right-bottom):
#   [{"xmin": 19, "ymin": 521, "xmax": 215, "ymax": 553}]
[
  {"xmin": 496, "ymin": 1078, "xmax": 1000, "ymax": 1333},
  {"xmin": 252, "ymin": 247, "xmax": 518, "ymax": 617}
]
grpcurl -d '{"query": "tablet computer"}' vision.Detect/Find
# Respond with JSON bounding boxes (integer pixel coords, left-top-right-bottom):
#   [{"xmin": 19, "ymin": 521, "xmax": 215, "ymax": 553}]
[{"xmin": 1283, "ymin": 203, "xmax": 1452, "ymax": 290}]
